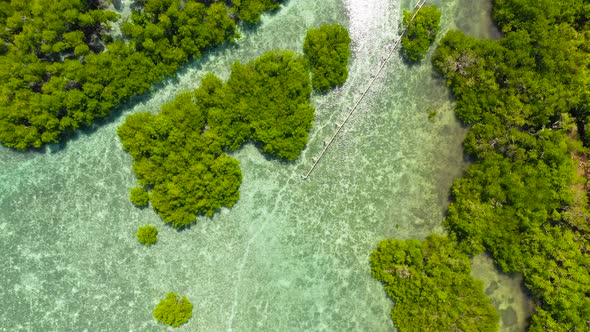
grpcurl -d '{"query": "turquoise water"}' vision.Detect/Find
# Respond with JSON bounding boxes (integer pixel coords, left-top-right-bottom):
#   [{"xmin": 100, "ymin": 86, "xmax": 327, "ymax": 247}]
[
  {"xmin": 0, "ymin": 0, "xmax": 525, "ymax": 331},
  {"xmin": 472, "ymin": 254, "xmax": 534, "ymax": 332}
]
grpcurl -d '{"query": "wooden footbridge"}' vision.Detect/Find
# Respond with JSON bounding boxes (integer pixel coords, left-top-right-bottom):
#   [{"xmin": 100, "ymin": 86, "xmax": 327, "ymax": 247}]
[{"xmin": 303, "ymin": 0, "xmax": 428, "ymax": 179}]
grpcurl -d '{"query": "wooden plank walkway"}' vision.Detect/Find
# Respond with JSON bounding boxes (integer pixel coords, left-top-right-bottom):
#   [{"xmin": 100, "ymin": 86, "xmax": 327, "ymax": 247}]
[{"xmin": 303, "ymin": 0, "xmax": 428, "ymax": 179}]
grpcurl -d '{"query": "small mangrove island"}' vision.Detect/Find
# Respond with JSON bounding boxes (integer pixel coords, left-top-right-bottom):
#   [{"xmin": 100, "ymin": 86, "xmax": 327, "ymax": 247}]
[{"xmin": 119, "ymin": 26, "xmax": 351, "ymax": 227}]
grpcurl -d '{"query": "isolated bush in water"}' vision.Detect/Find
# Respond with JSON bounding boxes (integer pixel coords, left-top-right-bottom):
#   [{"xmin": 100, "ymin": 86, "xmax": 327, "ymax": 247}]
[
  {"xmin": 303, "ymin": 24, "xmax": 351, "ymax": 93},
  {"xmin": 153, "ymin": 293, "xmax": 193, "ymax": 327},
  {"xmin": 136, "ymin": 225, "xmax": 158, "ymax": 246}
]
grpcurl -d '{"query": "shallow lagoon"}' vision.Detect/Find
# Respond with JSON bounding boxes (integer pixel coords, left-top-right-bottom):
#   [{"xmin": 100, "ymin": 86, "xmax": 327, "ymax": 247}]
[{"xmin": 0, "ymin": 0, "xmax": 528, "ymax": 330}]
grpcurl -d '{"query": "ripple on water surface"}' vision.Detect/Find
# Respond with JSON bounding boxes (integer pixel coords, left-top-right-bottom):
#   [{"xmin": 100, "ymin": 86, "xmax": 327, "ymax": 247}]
[{"xmin": 0, "ymin": 0, "xmax": 526, "ymax": 331}]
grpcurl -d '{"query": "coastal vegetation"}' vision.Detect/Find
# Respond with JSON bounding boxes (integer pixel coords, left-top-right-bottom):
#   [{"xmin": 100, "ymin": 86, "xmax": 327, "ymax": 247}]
[
  {"xmin": 431, "ymin": 0, "xmax": 590, "ymax": 330},
  {"xmin": 370, "ymin": 235, "xmax": 499, "ymax": 331},
  {"xmin": 119, "ymin": 44, "xmax": 349, "ymax": 226},
  {"xmin": 153, "ymin": 292, "xmax": 193, "ymax": 327},
  {"xmin": 401, "ymin": 5, "xmax": 441, "ymax": 61},
  {"xmin": 130, "ymin": 187, "xmax": 149, "ymax": 207},
  {"xmin": 231, "ymin": 0, "xmax": 282, "ymax": 23},
  {"xmin": 373, "ymin": 1, "xmax": 590, "ymax": 330},
  {"xmin": 136, "ymin": 224, "xmax": 158, "ymax": 246},
  {"xmin": 199, "ymin": 51, "xmax": 315, "ymax": 160},
  {"xmin": 117, "ymin": 91, "xmax": 243, "ymax": 228},
  {"xmin": 120, "ymin": 0, "xmax": 237, "ymax": 72},
  {"xmin": 0, "ymin": 0, "xmax": 283, "ymax": 150},
  {"xmin": 303, "ymin": 24, "xmax": 351, "ymax": 93}
]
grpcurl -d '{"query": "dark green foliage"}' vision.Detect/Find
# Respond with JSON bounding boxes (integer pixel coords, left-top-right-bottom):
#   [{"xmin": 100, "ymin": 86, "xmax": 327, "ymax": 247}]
[
  {"xmin": 433, "ymin": 0, "xmax": 590, "ymax": 330},
  {"xmin": 121, "ymin": 0, "xmax": 237, "ymax": 71},
  {"xmin": 401, "ymin": 5, "xmax": 441, "ymax": 61},
  {"xmin": 118, "ymin": 92, "xmax": 242, "ymax": 228},
  {"xmin": 303, "ymin": 24, "xmax": 351, "ymax": 93},
  {"xmin": 118, "ymin": 50, "xmax": 314, "ymax": 226},
  {"xmin": 130, "ymin": 187, "xmax": 149, "ymax": 207},
  {"xmin": 231, "ymin": 0, "xmax": 282, "ymax": 23},
  {"xmin": 370, "ymin": 235, "xmax": 499, "ymax": 331},
  {"xmin": 0, "ymin": 0, "xmax": 120, "ymax": 149},
  {"xmin": 0, "ymin": 0, "xmax": 283, "ymax": 150},
  {"xmin": 153, "ymin": 292, "xmax": 193, "ymax": 327},
  {"xmin": 198, "ymin": 50, "xmax": 315, "ymax": 160},
  {"xmin": 136, "ymin": 224, "xmax": 158, "ymax": 246}
]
